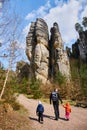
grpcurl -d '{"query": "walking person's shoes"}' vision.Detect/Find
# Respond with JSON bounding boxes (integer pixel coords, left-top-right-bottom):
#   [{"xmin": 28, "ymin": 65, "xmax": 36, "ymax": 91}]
[
  {"xmin": 40, "ymin": 120, "xmax": 43, "ymax": 124},
  {"xmin": 66, "ymin": 118, "xmax": 69, "ymax": 121},
  {"xmin": 55, "ymin": 118, "xmax": 58, "ymax": 120},
  {"xmin": 38, "ymin": 118, "xmax": 40, "ymax": 122}
]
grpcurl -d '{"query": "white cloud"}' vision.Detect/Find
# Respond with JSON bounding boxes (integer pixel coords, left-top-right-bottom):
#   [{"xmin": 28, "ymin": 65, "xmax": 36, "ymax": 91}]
[
  {"xmin": 24, "ymin": 0, "xmax": 51, "ymax": 40},
  {"xmin": 44, "ymin": 0, "xmax": 80, "ymax": 45},
  {"xmin": 25, "ymin": 12, "xmax": 35, "ymax": 20},
  {"xmin": 24, "ymin": 0, "xmax": 87, "ymax": 47},
  {"xmin": 22, "ymin": 23, "xmax": 31, "ymax": 39},
  {"xmin": 81, "ymin": 5, "xmax": 87, "ymax": 18},
  {"xmin": 25, "ymin": 0, "xmax": 51, "ymax": 20},
  {"xmin": 54, "ymin": 0, "xmax": 65, "ymax": 6},
  {"xmin": 36, "ymin": 1, "xmax": 51, "ymax": 17},
  {"xmin": 0, "ymin": 2, "xmax": 2, "ymax": 16},
  {"xmin": 0, "ymin": 2, "xmax": 2, "ymax": 8}
]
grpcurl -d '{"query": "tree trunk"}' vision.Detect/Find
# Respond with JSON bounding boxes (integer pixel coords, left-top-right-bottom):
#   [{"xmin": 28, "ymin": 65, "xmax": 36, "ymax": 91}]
[{"xmin": 0, "ymin": 69, "xmax": 10, "ymax": 100}]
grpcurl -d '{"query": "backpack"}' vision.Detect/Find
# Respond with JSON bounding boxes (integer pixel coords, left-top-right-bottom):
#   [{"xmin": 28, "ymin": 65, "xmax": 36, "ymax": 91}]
[{"xmin": 51, "ymin": 91, "xmax": 58, "ymax": 101}]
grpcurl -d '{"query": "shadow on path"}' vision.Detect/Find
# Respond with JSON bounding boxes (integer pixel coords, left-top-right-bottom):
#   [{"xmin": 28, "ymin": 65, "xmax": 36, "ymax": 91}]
[
  {"xmin": 29, "ymin": 117, "xmax": 38, "ymax": 122},
  {"xmin": 43, "ymin": 114, "xmax": 55, "ymax": 120},
  {"xmin": 29, "ymin": 114, "xmax": 55, "ymax": 122},
  {"xmin": 59, "ymin": 117, "xmax": 67, "ymax": 121},
  {"xmin": 29, "ymin": 115, "xmax": 67, "ymax": 122}
]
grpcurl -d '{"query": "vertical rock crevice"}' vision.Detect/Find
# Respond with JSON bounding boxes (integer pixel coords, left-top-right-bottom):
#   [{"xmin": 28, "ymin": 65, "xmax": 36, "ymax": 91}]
[
  {"xmin": 26, "ymin": 18, "xmax": 71, "ymax": 84},
  {"xmin": 49, "ymin": 22, "xmax": 71, "ymax": 81},
  {"xmin": 26, "ymin": 18, "xmax": 49, "ymax": 83}
]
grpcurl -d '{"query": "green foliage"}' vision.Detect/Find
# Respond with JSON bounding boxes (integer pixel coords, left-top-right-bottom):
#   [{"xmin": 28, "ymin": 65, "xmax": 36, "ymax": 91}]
[
  {"xmin": 29, "ymin": 78, "xmax": 43, "ymax": 99},
  {"xmin": 16, "ymin": 77, "xmax": 29, "ymax": 94},
  {"xmin": 0, "ymin": 68, "xmax": 5, "ymax": 93},
  {"xmin": 70, "ymin": 58, "xmax": 80, "ymax": 81},
  {"xmin": 9, "ymin": 77, "xmax": 29, "ymax": 94},
  {"xmin": 53, "ymin": 72, "xmax": 68, "ymax": 98},
  {"xmin": 0, "ymin": 68, "xmax": 20, "ymax": 110},
  {"xmin": 70, "ymin": 58, "xmax": 87, "ymax": 100},
  {"xmin": 82, "ymin": 17, "xmax": 87, "ymax": 28},
  {"xmin": 75, "ymin": 16, "xmax": 87, "ymax": 32},
  {"xmin": 54, "ymin": 71, "xmax": 66, "ymax": 85},
  {"xmin": 75, "ymin": 23, "xmax": 83, "ymax": 33},
  {"xmin": 2, "ymin": 82, "xmax": 20, "ymax": 110},
  {"xmin": 79, "ymin": 65, "xmax": 87, "ymax": 97}
]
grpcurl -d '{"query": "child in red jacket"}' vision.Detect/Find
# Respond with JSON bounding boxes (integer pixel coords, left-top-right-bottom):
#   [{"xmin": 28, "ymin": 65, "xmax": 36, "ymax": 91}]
[{"xmin": 63, "ymin": 102, "xmax": 71, "ymax": 121}]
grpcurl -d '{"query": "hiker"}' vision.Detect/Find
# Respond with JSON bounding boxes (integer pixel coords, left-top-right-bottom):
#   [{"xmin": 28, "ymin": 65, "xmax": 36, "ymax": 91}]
[
  {"xmin": 63, "ymin": 102, "xmax": 71, "ymax": 121},
  {"xmin": 50, "ymin": 88, "xmax": 63, "ymax": 120},
  {"xmin": 36, "ymin": 101, "xmax": 44, "ymax": 123}
]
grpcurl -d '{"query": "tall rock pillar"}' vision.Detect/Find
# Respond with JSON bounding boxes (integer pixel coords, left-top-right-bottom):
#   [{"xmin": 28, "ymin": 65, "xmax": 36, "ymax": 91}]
[
  {"xmin": 49, "ymin": 22, "xmax": 71, "ymax": 81},
  {"xmin": 26, "ymin": 18, "xmax": 49, "ymax": 84}
]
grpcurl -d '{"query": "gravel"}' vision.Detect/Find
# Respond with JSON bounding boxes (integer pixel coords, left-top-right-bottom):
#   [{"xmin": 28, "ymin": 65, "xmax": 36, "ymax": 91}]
[{"xmin": 17, "ymin": 94, "xmax": 87, "ymax": 130}]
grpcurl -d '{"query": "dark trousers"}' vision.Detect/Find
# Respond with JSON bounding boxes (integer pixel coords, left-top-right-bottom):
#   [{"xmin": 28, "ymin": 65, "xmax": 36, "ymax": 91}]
[
  {"xmin": 53, "ymin": 101, "xmax": 59, "ymax": 119},
  {"xmin": 38, "ymin": 112, "xmax": 43, "ymax": 122}
]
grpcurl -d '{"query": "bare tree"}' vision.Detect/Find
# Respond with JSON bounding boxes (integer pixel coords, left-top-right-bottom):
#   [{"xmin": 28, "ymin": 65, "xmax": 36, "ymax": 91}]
[
  {"xmin": 0, "ymin": 0, "xmax": 26, "ymax": 99},
  {"xmin": 0, "ymin": 41, "xmax": 17, "ymax": 99}
]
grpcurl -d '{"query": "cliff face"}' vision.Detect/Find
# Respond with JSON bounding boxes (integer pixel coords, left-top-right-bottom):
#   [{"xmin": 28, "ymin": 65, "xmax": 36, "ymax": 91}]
[
  {"xmin": 49, "ymin": 22, "xmax": 71, "ymax": 80},
  {"xmin": 26, "ymin": 18, "xmax": 71, "ymax": 84},
  {"xmin": 16, "ymin": 61, "xmax": 30, "ymax": 81},
  {"xmin": 79, "ymin": 31, "xmax": 87, "ymax": 62},
  {"xmin": 72, "ymin": 30, "xmax": 87, "ymax": 62},
  {"xmin": 26, "ymin": 18, "xmax": 49, "ymax": 83}
]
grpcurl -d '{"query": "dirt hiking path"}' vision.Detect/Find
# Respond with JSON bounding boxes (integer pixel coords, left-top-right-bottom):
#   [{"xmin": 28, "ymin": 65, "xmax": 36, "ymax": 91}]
[{"xmin": 17, "ymin": 94, "xmax": 87, "ymax": 130}]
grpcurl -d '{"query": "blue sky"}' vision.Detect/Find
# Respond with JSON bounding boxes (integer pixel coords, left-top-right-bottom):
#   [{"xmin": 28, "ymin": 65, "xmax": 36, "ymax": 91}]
[
  {"xmin": 1, "ymin": 0, "xmax": 87, "ymax": 45},
  {"xmin": 0, "ymin": 0, "xmax": 87, "ymax": 69},
  {"xmin": 11, "ymin": 0, "xmax": 87, "ymax": 47}
]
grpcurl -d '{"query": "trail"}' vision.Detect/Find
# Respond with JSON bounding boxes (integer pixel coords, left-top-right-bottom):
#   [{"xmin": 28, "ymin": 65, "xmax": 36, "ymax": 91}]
[{"xmin": 17, "ymin": 94, "xmax": 87, "ymax": 130}]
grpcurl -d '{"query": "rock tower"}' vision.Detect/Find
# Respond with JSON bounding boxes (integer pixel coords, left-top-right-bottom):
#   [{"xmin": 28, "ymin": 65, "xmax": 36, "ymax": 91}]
[
  {"xmin": 26, "ymin": 18, "xmax": 71, "ymax": 84},
  {"xmin": 26, "ymin": 18, "xmax": 49, "ymax": 83}
]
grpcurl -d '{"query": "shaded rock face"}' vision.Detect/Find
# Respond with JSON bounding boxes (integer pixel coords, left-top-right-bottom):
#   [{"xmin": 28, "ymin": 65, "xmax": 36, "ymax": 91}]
[
  {"xmin": 79, "ymin": 31, "xmax": 87, "ymax": 62},
  {"xmin": 72, "ymin": 39, "xmax": 80, "ymax": 59},
  {"xmin": 16, "ymin": 61, "xmax": 30, "ymax": 81},
  {"xmin": 72, "ymin": 31, "xmax": 87, "ymax": 62},
  {"xmin": 26, "ymin": 18, "xmax": 71, "ymax": 84},
  {"xmin": 49, "ymin": 22, "xmax": 71, "ymax": 80}
]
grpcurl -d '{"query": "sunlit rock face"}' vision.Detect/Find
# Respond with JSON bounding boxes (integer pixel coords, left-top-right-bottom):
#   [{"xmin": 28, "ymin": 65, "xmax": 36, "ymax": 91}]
[
  {"xmin": 26, "ymin": 18, "xmax": 71, "ymax": 84},
  {"xmin": 26, "ymin": 18, "xmax": 49, "ymax": 84}
]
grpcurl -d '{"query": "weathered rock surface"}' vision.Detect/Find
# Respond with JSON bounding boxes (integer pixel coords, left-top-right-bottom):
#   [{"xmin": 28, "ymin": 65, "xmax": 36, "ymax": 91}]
[
  {"xmin": 78, "ymin": 31, "xmax": 87, "ymax": 62},
  {"xmin": 26, "ymin": 18, "xmax": 71, "ymax": 84},
  {"xmin": 72, "ymin": 30, "xmax": 87, "ymax": 62},
  {"xmin": 26, "ymin": 18, "xmax": 49, "ymax": 83},
  {"xmin": 49, "ymin": 22, "xmax": 71, "ymax": 80},
  {"xmin": 16, "ymin": 61, "xmax": 30, "ymax": 81}
]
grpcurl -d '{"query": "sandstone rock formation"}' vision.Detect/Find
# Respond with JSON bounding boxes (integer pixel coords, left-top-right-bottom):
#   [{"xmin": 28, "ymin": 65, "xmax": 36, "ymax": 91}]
[
  {"xmin": 72, "ymin": 30, "xmax": 87, "ymax": 62},
  {"xmin": 78, "ymin": 31, "xmax": 87, "ymax": 62},
  {"xmin": 26, "ymin": 18, "xmax": 49, "ymax": 84},
  {"xmin": 26, "ymin": 18, "xmax": 71, "ymax": 84},
  {"xmin": 49, "ymin": 22, "xmax": 71, "ymax": 80},
  {"xmin": 16, "ymin": 61, "xmax": 30, "ymax": 81}
]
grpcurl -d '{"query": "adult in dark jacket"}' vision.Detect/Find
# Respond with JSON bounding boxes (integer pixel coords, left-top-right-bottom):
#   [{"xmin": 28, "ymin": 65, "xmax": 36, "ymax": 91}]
[
  {"xmin": 36, "ymin": 101, "xmax": 44, "ymax": 123},
  {"xmin": 50, "ymin": 88, "xmax": 63, "ymax": 120}
]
